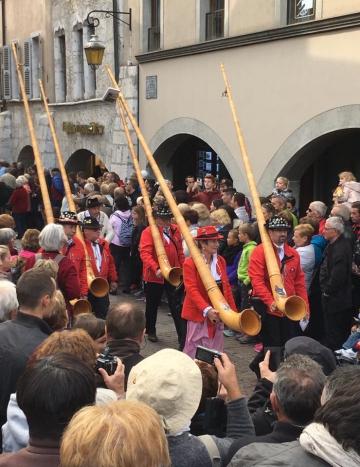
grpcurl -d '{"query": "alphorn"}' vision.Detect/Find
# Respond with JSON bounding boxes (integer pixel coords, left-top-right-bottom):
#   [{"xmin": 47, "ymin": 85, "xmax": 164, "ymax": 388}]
[
  {"xmin": 106, "ymin": 65, "xmax": 261, "ymax": 335},
  {"xmin": 11, "ymin": 43, "xmax": 54, "ymax": 223},
  {"xmin": 220, "ymin": 63, "xmax": 306, "ymax": 321},
  {"xmin": 106, "ymin": 70, "xmax": 182, "ymax": 286},
  {"xmin": 38, "ymin": 79, "xmax": 108, "ymax": 307}
]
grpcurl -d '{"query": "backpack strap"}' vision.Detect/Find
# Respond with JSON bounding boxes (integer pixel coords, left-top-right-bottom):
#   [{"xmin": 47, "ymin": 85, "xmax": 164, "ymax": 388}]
[
  {"xmin": 53, "ymin": 254, "xmax": 66, "ymax": 265},
  {"xmin": 198, "ymin": 435, "xmax": 221, "ymax": 467}
]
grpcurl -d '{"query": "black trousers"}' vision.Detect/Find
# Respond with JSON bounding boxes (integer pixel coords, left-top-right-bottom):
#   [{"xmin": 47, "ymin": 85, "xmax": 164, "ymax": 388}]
[
  {"xmin": 322, "ymin": 302, "xmax": 353, "ymax": 351},
  {"xmin": 145, "ymin": 281, "xmax": 186, "ymax": 346},
  {"xmin": 88, "ymin": 292, "xmax": 110, "ymax": 320},
  {"xmin": 262, "ymin": 313, "xmax": 292, "ymax": 348},
  {"xmin": 110, "ymin": 244, "xmax": 132, "ymax": 291}
]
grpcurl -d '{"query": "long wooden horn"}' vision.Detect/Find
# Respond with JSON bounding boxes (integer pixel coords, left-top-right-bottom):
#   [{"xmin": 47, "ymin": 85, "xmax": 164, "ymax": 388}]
[
  {"xmin": 105, "ymin": 70, "xmax": 182, "ymax": 286},
  {"xmin": 220, "ymin": 63, "xmax": 306, "ymax": 321},
  {"xmin": 38, "ymin": 79, "xmax": 108, "ymax": 300},
  {"xmin": 105, "ymin": 65, "xmax": 261, "ymax": 335},
  {"xmin": 11, "ymin": 43, "xmax": 54, "ymax": 223}
]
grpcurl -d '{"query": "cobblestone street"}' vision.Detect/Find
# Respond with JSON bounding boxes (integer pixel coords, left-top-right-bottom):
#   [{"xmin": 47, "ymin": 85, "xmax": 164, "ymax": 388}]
[{"xmin": 110, "ymin": 290, "xmax": 258, "ymax": 398}]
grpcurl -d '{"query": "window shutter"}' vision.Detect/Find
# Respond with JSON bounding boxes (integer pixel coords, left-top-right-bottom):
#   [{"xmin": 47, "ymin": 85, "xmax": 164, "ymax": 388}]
[
  {"xmin": 2, "ymin": 45, "xmax": 11, "ymax": 100},
  {"xmin": 38, "ymin": 35, "xmax": 43, "ymax": 82},
  {"xmin": 23, "ymin": 39, "xmax": 32, "ymax": 99},
  {"xmin": 0, "ymin": 49, "xmax": 3, "ymax": 100}
]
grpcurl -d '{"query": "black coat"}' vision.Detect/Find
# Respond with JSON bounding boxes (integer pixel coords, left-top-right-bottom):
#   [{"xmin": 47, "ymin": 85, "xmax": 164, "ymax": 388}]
[
  {"xmin": 311, "ymin": 235, "xmax": 352, "ymax": 313},
  {"xmin": 0, "ymin": 312, "xmax": 52, "ymax": 444}
]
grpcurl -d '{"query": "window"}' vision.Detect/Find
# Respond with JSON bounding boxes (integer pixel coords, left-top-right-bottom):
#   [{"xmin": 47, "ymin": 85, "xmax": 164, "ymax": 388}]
[
  {"xmin": 54, "ymin": 31, "xmax": 67, "ymax": 102},
  {"xmin": 206, "ymin": 0, "xmax": 224, "ymax": 41},
  {"xmin": 73, "ymin": 26, "xmax": 85, "ymax": 100},
  {"xmin": 83, "ymin": 24, "xmax": 96, "ymax": 99},
  {"xmin": 148, "ymin": 0, "xmax": 160, "ymax": 52},
  {"xmin": 3, "ymin": 42, "xmax": 20, "ymax": 100},
  {"xmin": 31, "ymin": 35, "xmax": 42, "ymax": 99},
  {"xmin": 287, "ymin": 0, "xmax": 316, "ymax": 25}
]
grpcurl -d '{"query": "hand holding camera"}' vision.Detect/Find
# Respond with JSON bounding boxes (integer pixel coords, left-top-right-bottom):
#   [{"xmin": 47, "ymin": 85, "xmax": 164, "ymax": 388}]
[
  {"xmin": 95, "ymin": 347, "xmax": 125, "ymax": 397},
  {"xmin": 214, "ymin": 352, "xmax": 242, "ymax": 401}
]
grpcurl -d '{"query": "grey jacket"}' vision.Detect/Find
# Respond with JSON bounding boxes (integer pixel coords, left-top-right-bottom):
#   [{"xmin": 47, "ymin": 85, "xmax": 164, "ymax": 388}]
[
  {"xmin": 228, "ymin": 440, "xmax": 331, "ymax": 467},
  {"xmin": 168, "ymin": 397, "xmax": 254, "ymax": 467}
]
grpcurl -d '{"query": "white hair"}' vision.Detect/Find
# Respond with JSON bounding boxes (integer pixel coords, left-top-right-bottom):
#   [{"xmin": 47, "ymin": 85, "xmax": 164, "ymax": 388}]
[
  {"xmin": 84, "ymin": 183, "xmax": 95, "ymax": 193},
  {"xmin": 87, "ymin": 177, "xmax": 96, "ymax": 184},
  {"xmin": 39, "ymin": 223, "xmax": 68, "ymax": 251},
  {"xmin": 0, "ymin": 228, "xmax": 16, "ymax": 246},
  {"xmin": 310, "ymin": 201, "xmax": 327, "ymax": 218},
  {"xmin": 326, "ymin": 216, "xmax": 345, "ymax": 235},
  {"xmin": 0, "ymin": 281, "xmax": 18, "ymax": 322},
  {"xmin": 332, "ymin": 204, "xmax": 350, "ymax": 222},
  {"xmin": 15, "ymin": 177, "xmax": 25, "ymax": 188}
]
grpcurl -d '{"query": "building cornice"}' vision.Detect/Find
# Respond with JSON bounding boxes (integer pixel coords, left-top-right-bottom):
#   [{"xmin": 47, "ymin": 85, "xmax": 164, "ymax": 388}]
[{"xmin": 136, "ymin": 12, "xmax": 360, "ymax": 63}]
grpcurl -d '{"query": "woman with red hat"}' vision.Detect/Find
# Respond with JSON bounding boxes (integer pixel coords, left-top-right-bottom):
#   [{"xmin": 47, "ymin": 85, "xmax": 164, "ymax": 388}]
[{"xmin": 182, "ymin": 226, "xmax": 237, "ymax": 358}]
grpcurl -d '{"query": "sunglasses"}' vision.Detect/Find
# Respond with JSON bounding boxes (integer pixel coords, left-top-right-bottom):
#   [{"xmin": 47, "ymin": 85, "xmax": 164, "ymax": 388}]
[{"xmin": 307, "ymin": 208, "xmax": 313, "ymax": 212}]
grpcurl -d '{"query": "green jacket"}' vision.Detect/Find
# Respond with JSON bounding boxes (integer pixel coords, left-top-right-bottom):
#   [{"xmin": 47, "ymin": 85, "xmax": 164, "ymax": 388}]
[{"xmin": 237, "ymin": 241, "xmax": 257, "ymax": 285}]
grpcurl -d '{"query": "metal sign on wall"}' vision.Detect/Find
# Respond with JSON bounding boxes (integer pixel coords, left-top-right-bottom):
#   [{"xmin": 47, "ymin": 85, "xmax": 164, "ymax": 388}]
[
  {"xmin": 62, "ymin": 122, "xmax": 104, "ymax": 134},
  {"xmin": 146, "ymin": 76, "xmax": 157, "ymax": 99}
]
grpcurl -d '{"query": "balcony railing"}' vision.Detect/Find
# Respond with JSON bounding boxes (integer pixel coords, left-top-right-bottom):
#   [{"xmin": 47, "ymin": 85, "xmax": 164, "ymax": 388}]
[
  {"xmin": 205, "ymin": 9, "xmax": 224, "ymax": 41},
  {"xmin": 148, "ymin": 26, "xmax": 161, "ymax": 52}
]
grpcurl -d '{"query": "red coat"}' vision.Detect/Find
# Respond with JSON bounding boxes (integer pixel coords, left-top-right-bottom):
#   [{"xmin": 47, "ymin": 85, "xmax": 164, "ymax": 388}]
[
  {"xmin": 187, "ymin": 188, "xmax": 222, "ymax": 210},
  {"xmin": 9, "ymin": 187, "xmax": 29, "ymax": 213},
  {"xmin": 248, "ymin": 243, "xmax": 309, "ymax": 318},
  {"xmin": 181, "ymin": 255, "xmax": 236, "ymax": 322},
  {"xmin": 140, "ymin": 224, "xmax": 185, "ymax": 284},
  {"xmin": 25, "ymin": 251, "xmax": 81, "ymax": 302},
  {"xmin": 83, "ymin": 237, "xmax": 117, "ymax": 283},
  {"xmin": 318, "ymin": 217, "xmax": 326, "ymax": 236},
  {"xmin": 61, "ymin": 236, "xmax": 88, "ymax": 296}
]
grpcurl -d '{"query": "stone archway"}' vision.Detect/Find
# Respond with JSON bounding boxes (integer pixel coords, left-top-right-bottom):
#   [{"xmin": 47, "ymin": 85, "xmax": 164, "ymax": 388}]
[
  {"xmin": 18, "ymin": 145, "xmax": 34, "ymax": 169},
  {"xmin": 65, "ymin": 149, "xmax": 108, "ymax": 178},
  {"xmin": 146, "ymin": 117, "xmax": 247, "ymax": 190},
  {"xmin": 258, "ymin": 105, "xmax": 360, "ymax": 190}
]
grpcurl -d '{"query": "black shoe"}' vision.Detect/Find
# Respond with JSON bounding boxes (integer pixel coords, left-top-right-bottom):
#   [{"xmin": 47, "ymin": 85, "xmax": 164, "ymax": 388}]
[
  {"xmin": 239, "ymin": 336, "xmax": 258, "ymax": 344},
  {"xmin": 109, "ymin": 290, "xmax": 117, "ymax": 296},
  {"xmin": 147, "ymin": 334, "xmax": 158, "ymax": 343},
  {"xmin": 122, "ymin": 289, "xmax": 131, "ymax": 294}
]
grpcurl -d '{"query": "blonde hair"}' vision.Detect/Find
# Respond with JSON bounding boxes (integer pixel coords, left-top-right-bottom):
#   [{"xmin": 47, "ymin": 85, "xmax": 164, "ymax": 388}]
[
  {"xmin": 0, "ymin": 245, "xmax": 10, "ymax": 262},
  {"xmin": 60, "ymin": 400, "xmax": 171, "ymax": 467},
  {"xmin": 210, "ymin": 209, "xmax": 231, "ymax": 226},
  {"xmin": 294, "ymin": 223, "xmax": 314, "ymax": 241},
  {"xmin": 32, "ymin": 259, "xmax": 59, "ymax": 279},
  {"xmin": 339, "ymin": 171, "xmax": 356, "ymax": 182},
  {"xmin": 277, "ymin": 176, "xmax": 289, "ymax": 188}
]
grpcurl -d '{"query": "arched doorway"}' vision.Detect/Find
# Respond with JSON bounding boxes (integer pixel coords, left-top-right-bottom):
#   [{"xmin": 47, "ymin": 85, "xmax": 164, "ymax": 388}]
[
  {"xmin": 152, "ymin": 134, "xmax": 232, "ymax": 191},
  {"xmin": 18, "ymin": 145, "xmax": 34, "ymax": 169},
  {"xmin": 65, "ymin": 149, "xmax": 108, "ymax": 178}
]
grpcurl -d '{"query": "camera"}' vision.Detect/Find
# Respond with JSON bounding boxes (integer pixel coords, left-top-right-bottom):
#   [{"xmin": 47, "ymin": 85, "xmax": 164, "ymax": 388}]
[
  {"xmin": 195, "ymin": 345, "xmax": 222, "ymax": 365},
  {"xmin": 94, "ymin": 347, "xmax": 118, "ymax": 376}
]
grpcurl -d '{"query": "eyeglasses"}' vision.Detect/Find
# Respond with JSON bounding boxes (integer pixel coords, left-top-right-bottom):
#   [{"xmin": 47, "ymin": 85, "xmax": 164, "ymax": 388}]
[
  {"xmin": 307, "ymin": 208, "xmax": 312, "ymax": 212},
  {"xmin": 324, "ymin": 227, "xmax": 336, "ymax": 231}
]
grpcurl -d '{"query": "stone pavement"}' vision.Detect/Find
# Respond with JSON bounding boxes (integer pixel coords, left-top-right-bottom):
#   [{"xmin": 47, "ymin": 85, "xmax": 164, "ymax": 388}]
[{"xmin": 110, "ymin": 290, "xmax": 259, "ymax": 398}]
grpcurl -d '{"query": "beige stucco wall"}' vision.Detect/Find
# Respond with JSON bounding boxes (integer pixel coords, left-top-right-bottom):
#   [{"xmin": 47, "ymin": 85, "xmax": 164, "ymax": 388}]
[
  {"xmin": 138, "ymin": 26, "xmax": 360, "ymax": 194},
  {"xmin": 322, "ymin": 0, "xmax": 360, "ymax": 18},
  {"xmin": 229, "ymin": 0, "xmax": 276, "ymax": 36},
  {"xmin": 164, "ymin": 0, "xmax": 197, "ymax": 48}
]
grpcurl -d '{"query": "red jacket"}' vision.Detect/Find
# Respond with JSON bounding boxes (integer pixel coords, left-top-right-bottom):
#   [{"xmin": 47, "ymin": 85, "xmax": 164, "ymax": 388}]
[
  {"xmin": 187, "ymin": 188, "xmax": 222, "ymax": 210},
  {"xmin": 9, "ymin": 187, "xmax": 29, "ymax": 213},
  {"xmin": 248, "ymin": 243, "xmax": 309, "ymax": 318},
  {"xmin": 318, "ymin": 218, "xmax": 326, "ymax": 236},
  {"xmin": 61, "ymin": 236, "xmax": 88, "ymax": 296},
  {"xmin": 84, "ymin": 237, "xmax": 117, "ymax": 283},
  {"xmin": 140, "ymin": 224, "xmax": 185, "ymax": 284},
  {"xmin": 25, "ymin": 251, "xmax": 81, "ymax": 302},
  {"xmin": 182, "ymin": 255, "xmax": 236, "ymax": 322}
]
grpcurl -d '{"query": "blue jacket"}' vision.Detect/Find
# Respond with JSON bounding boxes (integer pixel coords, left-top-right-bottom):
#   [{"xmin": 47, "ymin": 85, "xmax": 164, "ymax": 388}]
[
  {"xmin": 226, "ymin": 250, "xmax": 242, "ymax": 286},
  {"xmin": 311, "ymin": 235, "xmax": 328, "ymax": 268}
]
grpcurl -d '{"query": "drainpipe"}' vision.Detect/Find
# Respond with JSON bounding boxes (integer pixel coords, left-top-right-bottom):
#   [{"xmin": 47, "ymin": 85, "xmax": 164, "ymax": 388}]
[
  {"xmin": 113, "ymin": 0, "xmax": 119, "ymax": 82},
  {"xmin": 1, "ymin": 0, "xmax": 7, "ymax": 111}
]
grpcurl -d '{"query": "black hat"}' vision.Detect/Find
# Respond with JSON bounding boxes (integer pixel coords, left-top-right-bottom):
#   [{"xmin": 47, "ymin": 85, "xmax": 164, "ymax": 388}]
[
  {"xmin": 81, "ymin": 216, "xmax": 103, "ymax": 229},
  {"xmin": 285, "ymin": 337, "xmax": 336, "ymax": 376},
  {"xmin": 56, "ymin": 211, "xmax": 80, "ymax": 225},
  {"xmin": 86, "ymin": 197, "xmax": 102, "ymax": 208},
  {"xmin": 267, "ymin": 216, "xmax": 290, "ymax": 230},
  {"xmin": 220, "ymin": 179, "xmax": 232, "ymax": 187},
  {"xmin": 154, "ymin": 204, "xmax": 173, "ymax": 218},
  {"xmin": 223, "ymin": 187, "xmax": 236, "ymax": 195}
]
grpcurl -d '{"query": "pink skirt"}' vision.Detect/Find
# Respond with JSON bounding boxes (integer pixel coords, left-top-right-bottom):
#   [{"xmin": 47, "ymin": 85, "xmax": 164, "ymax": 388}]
[{"xmin": 183, "ymin": 319, "xmax": 224, "ymax": 359}]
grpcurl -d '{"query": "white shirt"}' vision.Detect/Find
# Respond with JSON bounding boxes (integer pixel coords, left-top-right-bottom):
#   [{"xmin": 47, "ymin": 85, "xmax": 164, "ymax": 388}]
[
  {"xmin": 274, "ymin": 243, "xmax": 284, "ymax": 262},
  {"xmin": 91, "ymin": 241, "xmax": 102, "ymax": 271}
]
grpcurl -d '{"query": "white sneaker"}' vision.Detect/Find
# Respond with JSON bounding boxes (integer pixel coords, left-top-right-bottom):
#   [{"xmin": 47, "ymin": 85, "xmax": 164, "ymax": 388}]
[{"xmin": 335, "ymin": 348, "xmax": 357, "ymax": 359}]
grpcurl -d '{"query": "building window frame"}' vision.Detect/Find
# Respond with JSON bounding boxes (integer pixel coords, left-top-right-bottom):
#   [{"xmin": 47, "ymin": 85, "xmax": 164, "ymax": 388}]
[
  {"xmin": 54, "ymin": 28, "xmax": 67, "ymax": 103},
  {"xmin": 287, "ymin": 0, "xmax": 316, "ymax": 25}
]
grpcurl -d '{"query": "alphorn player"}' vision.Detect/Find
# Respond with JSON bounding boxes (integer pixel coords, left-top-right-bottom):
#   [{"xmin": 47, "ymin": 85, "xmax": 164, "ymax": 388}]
[
  {"xmin": 56, "ymin": 211, "xmax": 88, "ymax": 300},
  {"xmin": 248, "ymin": 216, "xmax": 309, "ymax": 348},
  {"xmin": 81, "ymin": 217, "xmax": 118, "ymax": 319},
  {"xmin": 140, "ymin": 204, "xmax": 185, "ymax": 345},
  {"xmin": 182, "ymin": 226, "xmax": 237, "ymax": 359}
]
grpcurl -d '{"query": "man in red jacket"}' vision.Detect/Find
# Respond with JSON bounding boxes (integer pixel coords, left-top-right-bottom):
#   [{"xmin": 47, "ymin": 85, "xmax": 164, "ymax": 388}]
[
  {"xmin": 81, "ymin": 217, "xmax": 118, "ymax": 319},
  {"xmin": 249, "ymin": 216, "xmax": 308, "ymax": 347},
  {"xmin": 140, "ymin": 204, "xmax": 185, "ymax": 344},
  {"xmin": 186, "ymin": 174, "xmax": 222, "ymax": 210},
  {"xmin": 57, "ymin": 212, "xmax": 88, "ymax": 299}
]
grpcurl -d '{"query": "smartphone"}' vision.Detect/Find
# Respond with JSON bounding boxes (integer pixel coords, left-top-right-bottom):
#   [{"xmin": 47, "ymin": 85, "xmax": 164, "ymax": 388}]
[
  {"xmin": 197, "ymin": 177, "xmax": 202, "ymax": 185},
  {"xmin": 264, "ymin": 346, "xmax": 282, "ymax": 372},
  {"xmin": 195, "ymin": 345, "xmax": 222, "ymax": 365}
]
